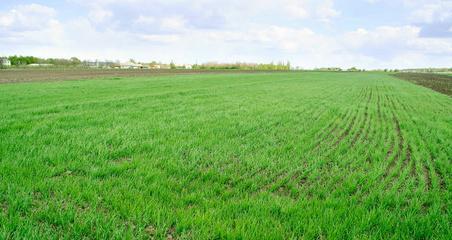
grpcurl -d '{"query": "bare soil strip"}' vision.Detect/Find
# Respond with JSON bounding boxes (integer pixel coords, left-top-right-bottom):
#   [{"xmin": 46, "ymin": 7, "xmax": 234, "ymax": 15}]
[
  {"xmin": 394, "ymin": 73, "xmax": 452, "ymax": 96},
  {"xmin": 0, "ymin": 68, "xmax": 282, "ymax": 83},
  {"xmin": 423, "ymin": 165, "xmax": 432, "ymax": 191}
]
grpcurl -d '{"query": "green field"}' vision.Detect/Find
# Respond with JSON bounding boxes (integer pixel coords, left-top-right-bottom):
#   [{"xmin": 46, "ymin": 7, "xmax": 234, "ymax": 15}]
[{"xmin": 0, "ymin": 72, "xmax": 450, "ymax": 239}]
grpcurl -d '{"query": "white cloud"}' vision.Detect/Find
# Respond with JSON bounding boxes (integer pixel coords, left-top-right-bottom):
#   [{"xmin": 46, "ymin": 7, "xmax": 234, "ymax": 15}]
[
  {"xmin": 140, "ymin": 34, "xmax": 181, "ymax": 43},
  {"xmin": 283, "ymin": 0, "xmax": 310, "ymax": 18},
  {"xmin": 0, "ymin": 3, "xmax": 57, "ymax": 30},
  {"xmin": 343, "ymin": 25, "xmax": 420, "ymax": 49},
  {"xmin": 280, "ymin": 0, "xmax": 340, "ymax": 22},
  {"xmin": 88, "ymin": 8, "xmax": 113, "ymax": 23},
  {"xmin": 0, "ymin": 4, "xmax": 64, "ymax": 47},
  {"xmin": 134, "ymin": 15, "xmax": 156, "ymax": 25},
  {"xmin": 72, "ymin": 0, "xmax": 341, "ymax": 28},
  {"xmin": 160, "ymin": 16, "xmax": 186, "ymax": 31},
  {"xmin": 316, "ymin": 0, "xmax": 341, "ymax": 23},
  {"xmin": 341, "ymin": 25, "xmax": 452, "ymax": 68},
  {"xmin": 410, "ymin": 1, "xmax": 452, "ymax": 23}
]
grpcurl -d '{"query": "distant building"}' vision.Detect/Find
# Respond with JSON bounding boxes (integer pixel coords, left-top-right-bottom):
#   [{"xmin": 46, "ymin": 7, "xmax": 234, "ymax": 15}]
[
  {"xmin": 316, "ymin": 67, "xmax": 342, "ymax": 72},
  {"xmin": 0, "ymin": 57, "xmax": 11, "ymax": 67},
  {"xmin": 120, "ymin": 61, "xmax": 144, "ymax": 69},
  {"xmin": 149, "ymin": 64, "xmax": 161, "ymax": 69},
  {"xmin": 111, "ymin": 63, "xmax": 121, "ymax": 69},
  {"xmin": 158, "ymin": 64, "xmax": 171, "ymax": 69},
  {"xmin": 28, "ymin": 63, "xmax": 54, "ymax": 67},
  {"xmin": 83, "ymin": 60, "xmax": 115, "ymax": 68}
]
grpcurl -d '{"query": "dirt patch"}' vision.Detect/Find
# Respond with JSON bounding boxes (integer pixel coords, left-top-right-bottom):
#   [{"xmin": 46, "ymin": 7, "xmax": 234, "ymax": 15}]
[
  {"xmin": 383, "ymin": 137, "xmax": 396, "ymax": 178},
  {"xmin": 432, "ymin": 160, "xmax": 446, "ymax": 191},
  {"xmin": 393, "ymin": 73, "xmax": 452, "ymax": 96},
  {"xmin": 0, "ymin": 68, "xmax": 285, "ymax": 84},
  {"xmin": 145, "ymin": 225, "xmax": 157, "ymax": 238},
  {"xmin": 423, "ymin": 165, "xmax": 432, "ymax": 191},
  {"xmin": 1, "ymin": 201, "xmax": 7, "ymax": 215},
  {"xmin": 166, "ymin": 226, "xmax": 176, "ymax": 240}
]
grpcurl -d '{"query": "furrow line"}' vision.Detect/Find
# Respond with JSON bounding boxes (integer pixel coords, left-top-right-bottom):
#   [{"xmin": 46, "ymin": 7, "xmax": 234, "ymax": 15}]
[
  {"xmin": 294, "ymin": 93, "xmax": 369, "ymax": 197},
  {"xmin": 391, "ymin": 96, "xmax": 433, "ymax": 191}
]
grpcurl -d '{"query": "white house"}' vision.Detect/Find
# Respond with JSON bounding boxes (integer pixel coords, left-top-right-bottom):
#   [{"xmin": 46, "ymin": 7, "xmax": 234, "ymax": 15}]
[
  {"xmin": 28, "ymin": 63, "xmax": 54, "ymax": 67},
  {"xmin": 0, "ymin": 57, "xmax": 11, "ymax": 67},
  {"xmin": 149, "ymin": 64, "xmax": 161, "ymax": 69},
  {"xmin": 120, "ymin": 61, "xmax": 144, "ymax": 69}
]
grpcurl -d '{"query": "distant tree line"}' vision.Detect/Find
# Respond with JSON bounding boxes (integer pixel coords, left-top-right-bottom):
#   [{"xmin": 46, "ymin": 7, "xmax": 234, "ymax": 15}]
[
  {"xmin": 2, "ymin": 57, "xmax": 292, "ymax": 70},
  {"xmin": 192, "ymin": 61, "xmax": 291, "ymax": 71},
  {"xmin": 6, "ymin": 55, "xmax": 82, "ymax": 66},
  {"xmin": 313, "ymin": 67, "xmax": 367, "ymax": 72}
]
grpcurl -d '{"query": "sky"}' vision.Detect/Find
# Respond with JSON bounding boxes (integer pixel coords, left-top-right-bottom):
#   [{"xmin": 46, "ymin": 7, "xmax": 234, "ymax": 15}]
[{"xmin": 0, "ymin": 0, "xmax": 451, "ymax": 69}]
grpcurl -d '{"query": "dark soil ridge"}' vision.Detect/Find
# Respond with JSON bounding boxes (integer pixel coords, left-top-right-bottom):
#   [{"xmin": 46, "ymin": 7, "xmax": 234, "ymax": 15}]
[
  {"xmin": 393, "ymin": 73, "xmax": 452, "ymax": 96},
  {"xmin": 0, "ymin": 68, "xmax": 289, "ymax": 83}
]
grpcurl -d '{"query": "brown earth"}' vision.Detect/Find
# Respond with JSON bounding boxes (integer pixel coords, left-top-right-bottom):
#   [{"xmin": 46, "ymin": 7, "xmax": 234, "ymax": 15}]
[
  {"xmin": 0, "ymin": 68, "xmax": 277, "ymax": 84},
  {"xmin": 393, "ymin": 73, "xmax": 452, "ymax": 96}
]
